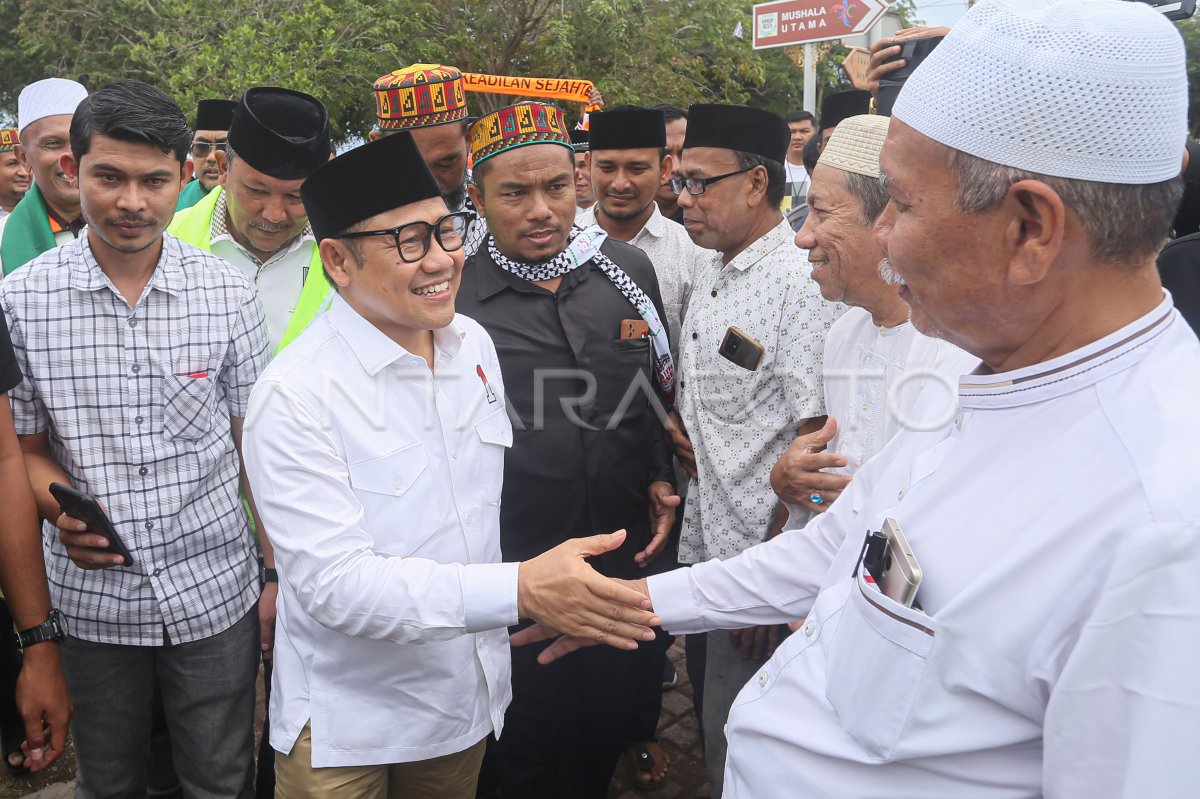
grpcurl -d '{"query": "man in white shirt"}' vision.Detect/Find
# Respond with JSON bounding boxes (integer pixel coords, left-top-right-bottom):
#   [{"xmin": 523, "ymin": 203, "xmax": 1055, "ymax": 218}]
[
  {"xmin": 243, "ymin": 130, "xmax": 659, "ymax": 798},
  {"xmin": 522, "ymin": 1, "xmax": 1200, "ymax": 796},
  {"xmin": 169, "ymin": 87, "xmax": 330, "ymax": 353},
  {"xmin": 773, "ymin": 114, "xmax": 974, "ymax": 516},
  {"xmin": 665, "ymin": 102, "xmax": 844, "ymax": 797}
]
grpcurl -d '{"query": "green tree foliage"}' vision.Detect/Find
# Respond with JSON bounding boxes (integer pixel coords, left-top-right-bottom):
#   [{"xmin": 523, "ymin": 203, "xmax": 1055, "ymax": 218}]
[{"xmin": 0, "ymin": 0, "xmax": 922, "ymax": 141}]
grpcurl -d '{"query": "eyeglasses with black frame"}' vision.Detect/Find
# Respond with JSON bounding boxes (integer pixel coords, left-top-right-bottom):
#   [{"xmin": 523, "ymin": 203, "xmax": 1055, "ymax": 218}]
[
  {"xmin": 190, "ymin": 140, "xmax": 228, "ymax": 158},
  {"xmin": 334, "ymin": 212, "xmax": 471, "ymax": 264},
  {"xmin": 668, "ymin": 167, "xmax": 754, "ymax": 196}
]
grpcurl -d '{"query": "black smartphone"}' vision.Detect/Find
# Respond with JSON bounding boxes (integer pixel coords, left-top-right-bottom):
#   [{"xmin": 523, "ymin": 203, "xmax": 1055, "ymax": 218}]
[
  {"xmin": 48, "ymin": 482, "xmax": 136, "ymax": 567},
  {"xmin": 718, "ymin": 326, "xmax": 765, "ymax": 371},
  {"xmin": 876, "ymin": 35, "xmax": 945, "ymax": 116}
]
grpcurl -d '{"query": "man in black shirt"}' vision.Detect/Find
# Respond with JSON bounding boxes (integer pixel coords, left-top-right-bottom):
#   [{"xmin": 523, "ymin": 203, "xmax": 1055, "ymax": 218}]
[{"xmin": 460, "ymin": 102, "xmax": 678, "ymax": 798}]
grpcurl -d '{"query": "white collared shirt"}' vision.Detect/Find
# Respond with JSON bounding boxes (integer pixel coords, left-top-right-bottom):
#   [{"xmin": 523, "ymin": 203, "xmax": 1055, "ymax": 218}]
[
  {"xmin": 243, "ymin": 295, "xmax": 518, "ymax": 767},
  {"xmin": 677, "ymin": 219, "xmax": 845, "ymax": 563},
  {"xmin": 576, "ymin": 203, "xmax": 718, "ymax": 361},
  {"xmin": 650, "ymin": 296, "xmax": 1200, "ymax": 798},
  {"xmin": 822, "ymin": 307, "xmax": 977, "ymax": 474},
  {"xmin": 209, "ymin": 192, "xmax": 316, "ymax": 353}
]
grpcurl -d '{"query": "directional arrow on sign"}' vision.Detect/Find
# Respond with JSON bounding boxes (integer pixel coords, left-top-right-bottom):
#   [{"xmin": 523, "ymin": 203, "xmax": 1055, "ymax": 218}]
[
  {"xmin": 850, "ymin": 0, "xmax": 888, "ymax": 34},
  {"xmin": 752, "ymin": 0, "xmax": 889, "ymax": 49}
]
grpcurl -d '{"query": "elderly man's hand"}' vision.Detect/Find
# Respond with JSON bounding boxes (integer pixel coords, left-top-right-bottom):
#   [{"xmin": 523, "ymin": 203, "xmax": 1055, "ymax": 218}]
[
  {"xmin": 512, "ymin": 577, "xmax": 651, "ymax": 664},
  {"xmin": 770, "ymin": 417, "xmax": 851, "ymax": 513},
  {"xmin": 866, "ymin": 26, "xmax": 952, "ymax": 96},
  {"xmin": 517, "ymin": 532, "xmax": 659, "ymax": 652}
]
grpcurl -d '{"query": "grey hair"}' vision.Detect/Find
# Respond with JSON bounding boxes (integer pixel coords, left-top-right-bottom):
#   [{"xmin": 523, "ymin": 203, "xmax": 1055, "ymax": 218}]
[
  {"xmin": 948, "ymin": 149, "xmax": 1182, "ymax": 265},
  {"xmin": 732, "ymin": 150, "xmax": 786, "ymax": 206},
  {"xmin": 842, "ymin": 171, "xmax": 890, "ymax": 226}
]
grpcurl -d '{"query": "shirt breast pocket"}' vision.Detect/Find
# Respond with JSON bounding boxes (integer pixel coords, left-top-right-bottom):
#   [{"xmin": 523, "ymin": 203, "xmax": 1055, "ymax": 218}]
[
  {"xmin": 162, "ymin": 374, "xmax": 218, "ymax": 441},
  {"xmin": 473, "ymin": 409, "xmax": 512, "ymax": 506},
  {"xmin": 823, "ymin": 571, "xmax": 936, "ymax": 759},
  {"xmin": 348, "ymin": 443, "xmax": 428, "ymax": 497}
]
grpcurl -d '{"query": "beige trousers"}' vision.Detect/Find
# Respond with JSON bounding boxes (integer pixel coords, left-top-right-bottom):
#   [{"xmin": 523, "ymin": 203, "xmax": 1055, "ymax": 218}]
[{"xmin": 275, "ymin": 723, "xmax": 486, "ymax": 799}]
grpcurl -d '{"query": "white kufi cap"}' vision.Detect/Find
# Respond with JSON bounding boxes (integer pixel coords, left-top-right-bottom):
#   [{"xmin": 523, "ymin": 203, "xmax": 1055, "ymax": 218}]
[
  {"xmin": 892, "ymin": 0, "xmax": 1187, "ymax": 184},
  {"xmin": 818, "ymin": 114, "xmax": 890, "ymax": 179},
  {"xmin": 18, "ymin": 78, "xmax": 88, "ymax": 134}
]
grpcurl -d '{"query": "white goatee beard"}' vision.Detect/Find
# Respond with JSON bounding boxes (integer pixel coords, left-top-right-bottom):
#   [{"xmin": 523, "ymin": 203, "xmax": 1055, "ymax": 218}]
[{"xmin": 879, "ymin": 257, "xmax": 907, "ymax": 287}]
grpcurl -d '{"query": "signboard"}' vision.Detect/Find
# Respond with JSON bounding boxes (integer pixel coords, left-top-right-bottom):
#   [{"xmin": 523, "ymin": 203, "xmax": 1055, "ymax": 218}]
[
  {"xmin": 841, "ymin": 46, "xmax": 872, "ymax": 89},
  {"xmin": 752, "ymin": 0, "xmax": 888, "ymax": 49}
]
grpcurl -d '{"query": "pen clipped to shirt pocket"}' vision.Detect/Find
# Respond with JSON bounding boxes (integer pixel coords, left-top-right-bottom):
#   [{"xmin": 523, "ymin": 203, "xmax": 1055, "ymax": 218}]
[{"xmin": 823, "ymin": 567, "xmax": 937, "ymax": 759}]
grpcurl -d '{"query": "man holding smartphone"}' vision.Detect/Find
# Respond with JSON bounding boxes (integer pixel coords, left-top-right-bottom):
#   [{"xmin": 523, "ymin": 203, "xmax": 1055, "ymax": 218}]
[
  {"xmin": 664, "ymin": 102, "xmax": 844, "ymax": 798},
  {"xmin": 1, "ymin": 80, "xmax": 269, "ymax": 798}
]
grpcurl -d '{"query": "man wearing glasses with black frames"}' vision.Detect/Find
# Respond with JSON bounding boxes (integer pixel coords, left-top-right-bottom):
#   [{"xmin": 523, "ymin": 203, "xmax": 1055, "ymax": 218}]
[
  {"xmin": 664, "ymin": 104, "xmax": 844, "ymax": 798},
  {"xmin": 242, "ymin": 130, "xmax": 660, "ymax": 798},
  {"xmin": 177, "ymin": 99, "xmax": 235, "ymax": 211}
]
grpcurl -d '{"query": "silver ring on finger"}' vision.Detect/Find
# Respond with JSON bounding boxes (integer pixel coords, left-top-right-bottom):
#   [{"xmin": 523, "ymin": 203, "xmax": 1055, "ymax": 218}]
[{"xmin": 809, "ymin": 491, "xmax": 825, "ymax": 505}]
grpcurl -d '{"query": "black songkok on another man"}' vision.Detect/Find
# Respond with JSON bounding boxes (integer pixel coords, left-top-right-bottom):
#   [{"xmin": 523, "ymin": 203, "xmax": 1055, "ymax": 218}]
[
  {"xmin": 301, "ymin": 131, "xmax": 439, "ymax": 241},
  {"xmin": 683, "ymin": 103, "xmax": 789, "ymax": 162},
  {"xmin": 587, "ymin": 107, "xmax": 667, "ymax": 151},
  {"xmin": 229, "ymin": 87, "xmax": 330, "ymax": 180}
]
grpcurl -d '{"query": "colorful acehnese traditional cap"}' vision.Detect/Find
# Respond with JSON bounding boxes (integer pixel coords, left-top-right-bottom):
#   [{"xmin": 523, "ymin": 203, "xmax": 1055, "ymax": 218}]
[
  {"xmin": 468, "ymin": 102, "xmax": 572, "ymax": 166},
  {"xmin": 374, "ymin": 64, "xmax": 469, "ymax": 130},
  {"xmin": 0, "ymin": 129, "xmax": 18, "ymax": 154}
]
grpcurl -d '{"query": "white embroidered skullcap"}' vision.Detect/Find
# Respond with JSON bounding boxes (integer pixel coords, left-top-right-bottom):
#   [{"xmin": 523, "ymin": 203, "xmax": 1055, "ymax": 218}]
[
  {"xmin": 817, "ymin": 114, "xmax": 890, "ymax": 179},
  {"xmin": 18, "ymin": 78, "xmax": 88, "ymax": 134},
  {"xmin": 892, "ymin": 0, "xmax": 1187, "ymax": 184}
]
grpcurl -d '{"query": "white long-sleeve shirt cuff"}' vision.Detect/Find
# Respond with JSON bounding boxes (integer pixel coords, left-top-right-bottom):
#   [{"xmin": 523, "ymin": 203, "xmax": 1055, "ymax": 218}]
[
  {"xmin": 648, "ymin": 567, "xmax": 708, "ymax": 634},
  {"xmin": 462, "ymin": 561, "xmax": 521, "ymax": 633}
]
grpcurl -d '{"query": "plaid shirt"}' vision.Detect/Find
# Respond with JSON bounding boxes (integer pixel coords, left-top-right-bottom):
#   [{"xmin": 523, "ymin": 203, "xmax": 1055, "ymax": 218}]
[{"xmin": 1, "ymin": 233, "xmax": 269, "ymax": 646}]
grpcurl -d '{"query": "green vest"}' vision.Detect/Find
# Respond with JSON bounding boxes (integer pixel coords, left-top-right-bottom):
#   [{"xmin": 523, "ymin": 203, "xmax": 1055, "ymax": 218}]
[
  {"xmin": 1, "ymin": 184, "xmax": 58, "ymax": 276},
  {"xmin": 169, "ymin": 187, "xmax": 324, "ymax": 354},
  {"xmin": 175, "ymin": 179, "xmax": 209, "ymax": 211}
]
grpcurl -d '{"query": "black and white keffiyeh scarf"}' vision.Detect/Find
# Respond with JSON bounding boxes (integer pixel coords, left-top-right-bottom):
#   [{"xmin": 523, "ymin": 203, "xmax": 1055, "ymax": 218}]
[{"xmin": 488, "ymin": 225, "xmax": 675, "ymax": 401}]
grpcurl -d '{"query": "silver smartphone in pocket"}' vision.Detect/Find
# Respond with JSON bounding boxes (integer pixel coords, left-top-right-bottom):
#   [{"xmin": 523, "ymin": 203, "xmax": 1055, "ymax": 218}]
[{"xmin": 879, "ymin": 517, "xmax": 922, "ymax": 607}]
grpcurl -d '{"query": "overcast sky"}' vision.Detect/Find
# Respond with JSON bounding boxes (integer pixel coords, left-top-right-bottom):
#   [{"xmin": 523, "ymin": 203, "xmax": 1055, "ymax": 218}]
[{"xmin": 913, "ymin": 0, "xmax": 969, "ymax": 27}]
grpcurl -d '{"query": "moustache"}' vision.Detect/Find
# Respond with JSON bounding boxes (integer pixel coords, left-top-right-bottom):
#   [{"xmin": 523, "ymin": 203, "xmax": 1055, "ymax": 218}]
[
  {"xmin": 251, "ymin": 221, "xmax": 289, "ymax": 234},
  {"xmin": 878, "ymin": 257, "xmax": 907, "ymax": 287}
]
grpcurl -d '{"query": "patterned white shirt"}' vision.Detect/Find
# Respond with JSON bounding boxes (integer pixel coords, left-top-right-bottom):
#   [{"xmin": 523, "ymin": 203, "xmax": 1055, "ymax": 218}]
[
  {"xmin": 678, "ymin": 219, "xmax": 844, "ymax": 563},
  {"xmin": 1, "ymin": 233, "xmax": 269, "ymax": 646},
  {"xmin": 576, "ymin": 203, "xmax": 719, "ymax": 360}
]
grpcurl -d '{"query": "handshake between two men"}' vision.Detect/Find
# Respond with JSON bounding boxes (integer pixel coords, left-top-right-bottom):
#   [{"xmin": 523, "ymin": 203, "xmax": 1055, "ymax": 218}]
[{"xmin": 515, "ymin": 529, "xmax": 655, "ymax": 663}]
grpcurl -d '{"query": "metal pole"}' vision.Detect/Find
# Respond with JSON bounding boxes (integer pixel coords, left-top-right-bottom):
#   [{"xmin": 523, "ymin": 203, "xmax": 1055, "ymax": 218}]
[{"xmin": 803, "ymin": 43, "xmax": 816, "ymax": 114}]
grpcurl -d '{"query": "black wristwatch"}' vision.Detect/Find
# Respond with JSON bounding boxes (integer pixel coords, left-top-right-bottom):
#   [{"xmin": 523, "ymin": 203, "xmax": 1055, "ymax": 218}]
[
  {"xmin": 260, "ymin": 566, "xmax": 278, "ymax": 586},
  {"xmin": 15, "ymin": 609, "xmax": 67, "ymax": 650}
]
